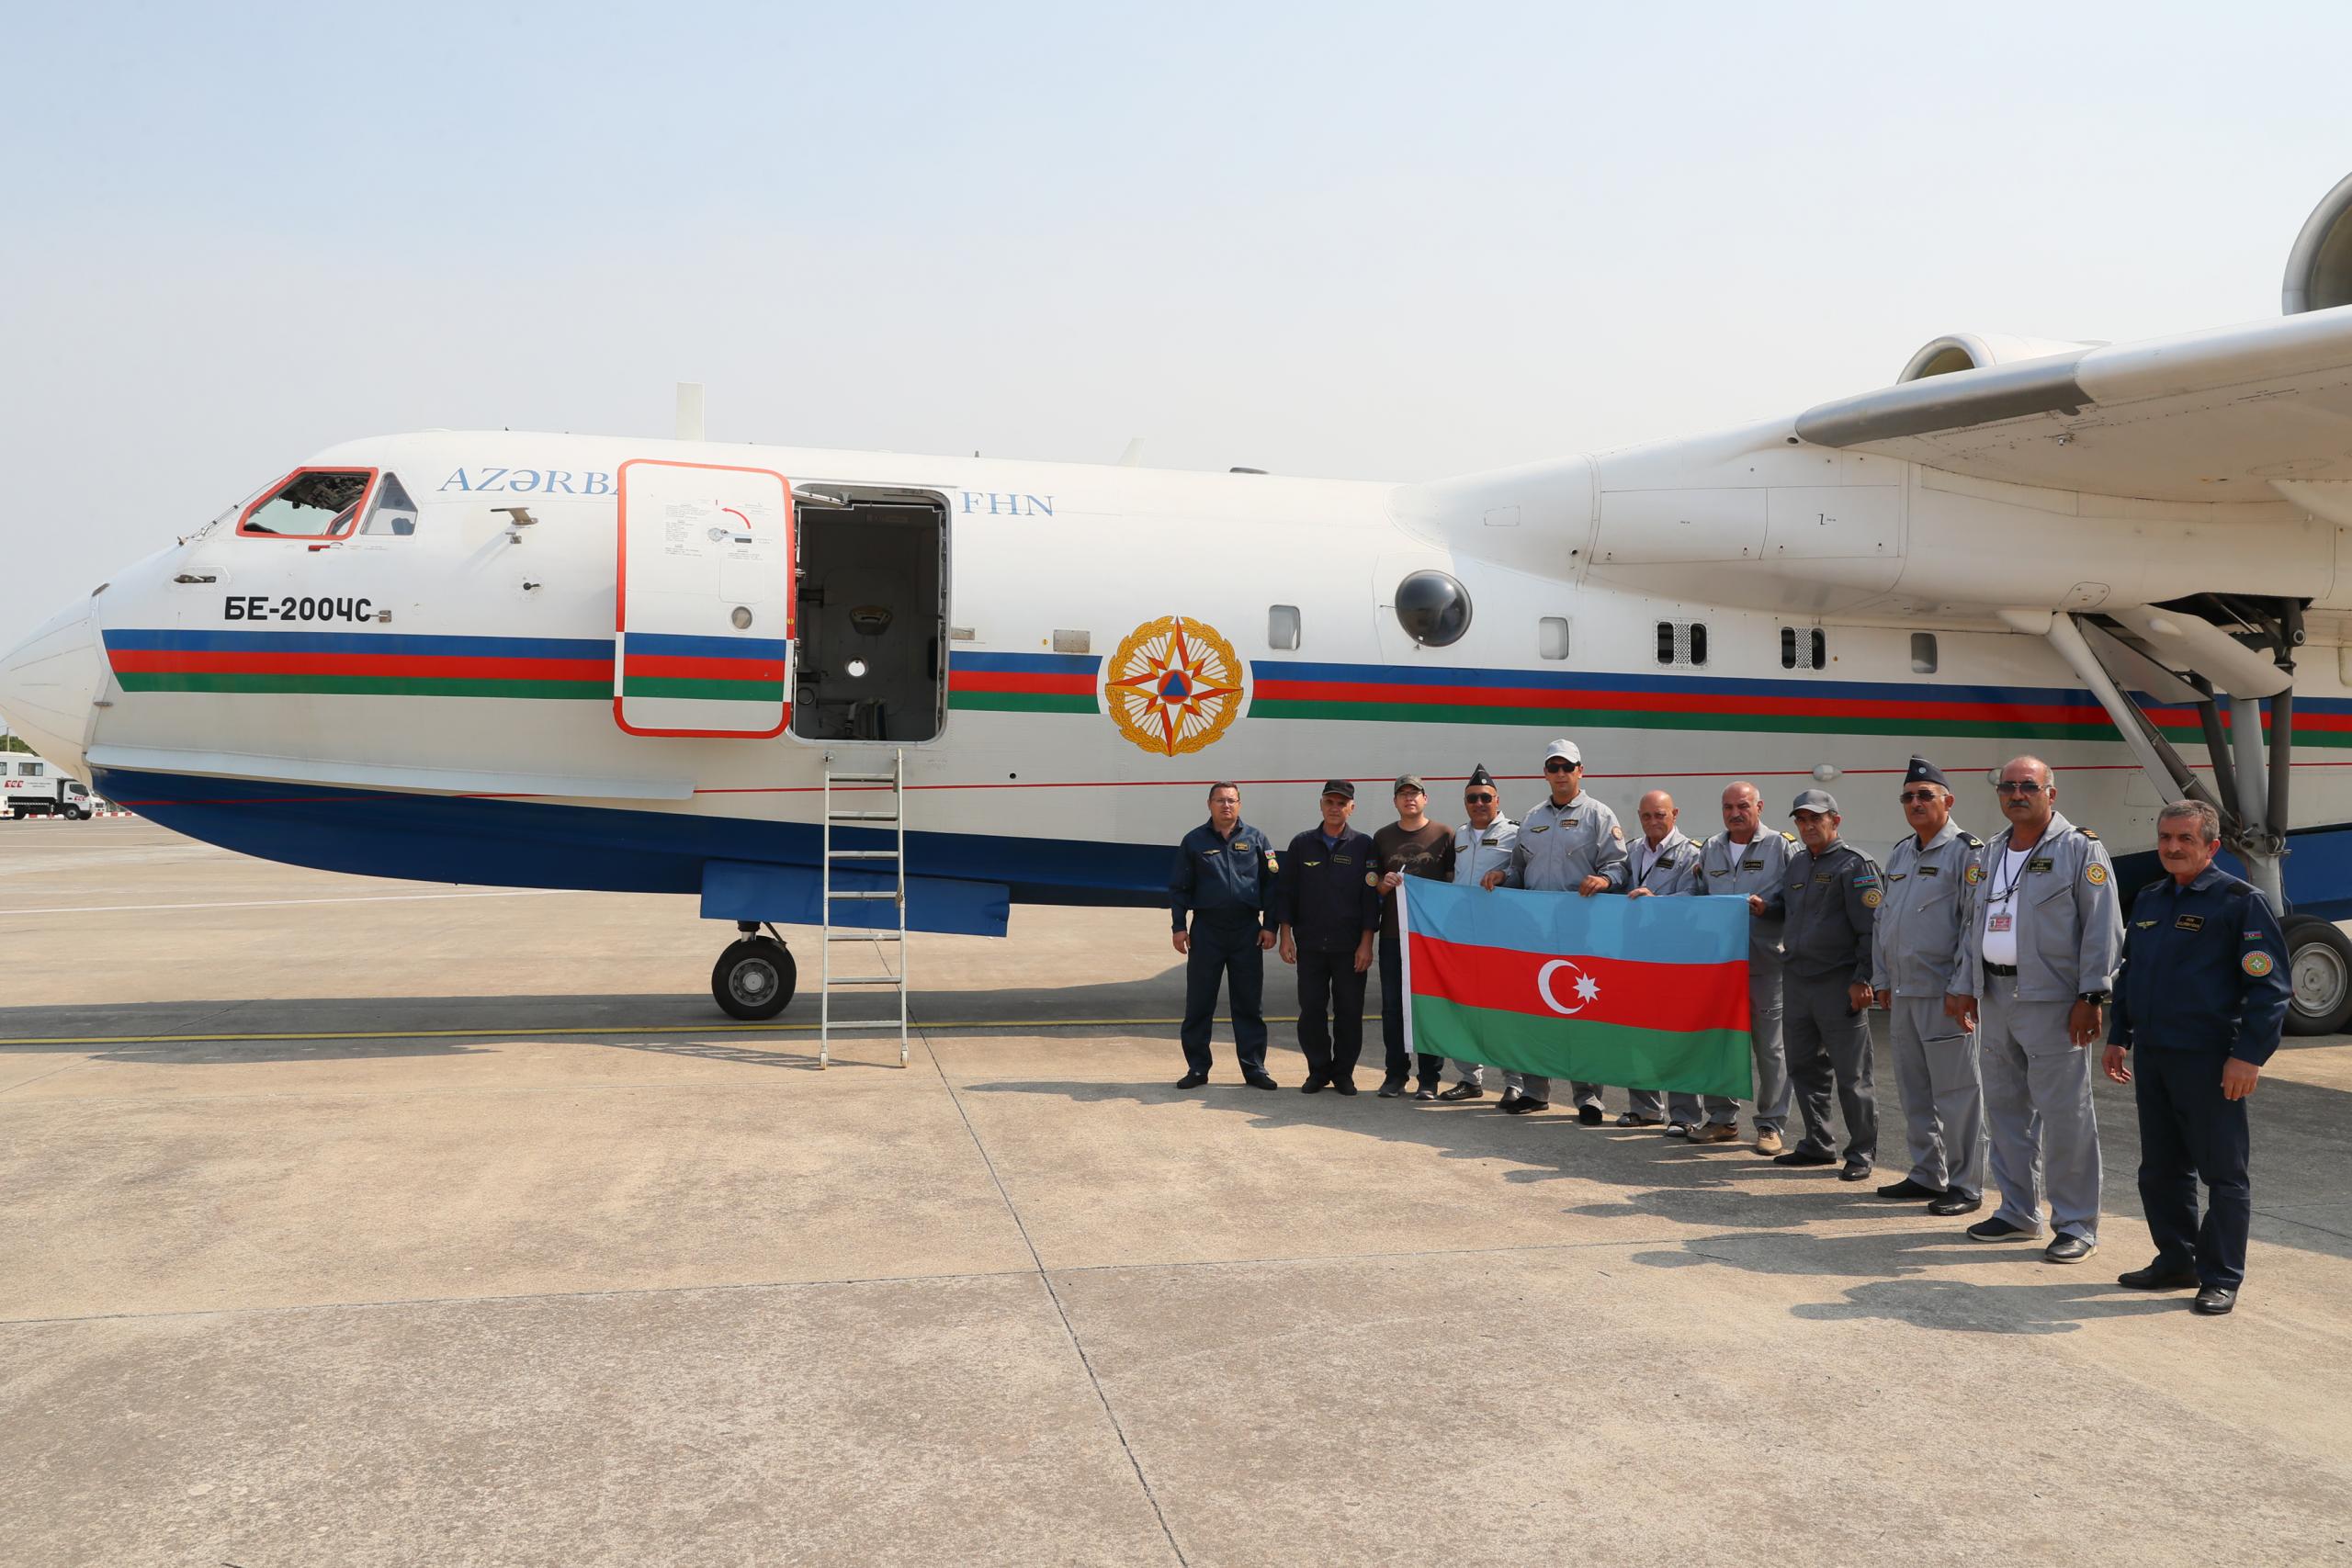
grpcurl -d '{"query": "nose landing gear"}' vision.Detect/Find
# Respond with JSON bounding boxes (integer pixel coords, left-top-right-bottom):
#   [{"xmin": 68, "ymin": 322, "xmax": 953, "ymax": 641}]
[{"xmin": 713, "ymin": 921, "xmax": 797, "ymax": 1020}]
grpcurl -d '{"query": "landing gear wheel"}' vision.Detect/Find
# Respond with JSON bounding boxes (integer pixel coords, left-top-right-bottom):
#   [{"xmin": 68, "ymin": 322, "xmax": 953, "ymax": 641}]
[
  {"xmin": 2281, "ymin": 915, "xmax": 2352, "ymax": 1036},
  {"xmin": 712, "ymin": 937, "xmax": 797, "ymax": 1020}
]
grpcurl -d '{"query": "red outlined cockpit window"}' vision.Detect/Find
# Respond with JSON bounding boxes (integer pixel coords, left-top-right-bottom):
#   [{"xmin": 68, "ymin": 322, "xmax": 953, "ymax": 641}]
[{"xmin": 236, "ymin": 468, "xmax": 378, "ymax": 540}]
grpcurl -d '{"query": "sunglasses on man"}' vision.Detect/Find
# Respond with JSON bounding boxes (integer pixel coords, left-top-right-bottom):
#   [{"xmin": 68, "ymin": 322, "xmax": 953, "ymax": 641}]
[
  {"xmin": 1464, "ymin": 792, "xmax": 1495, "ymax": 804},
  {"xmin": 1996, "ymin": 781, "xmax": 2046, "ymax": 795},
  {"xmin": 1898, "ymin": 789, "xmax": 1941, "ymax": 804},
  {"xmin": 1544, "ymin": 761, "xmax": 1578, "ymax": 773}
]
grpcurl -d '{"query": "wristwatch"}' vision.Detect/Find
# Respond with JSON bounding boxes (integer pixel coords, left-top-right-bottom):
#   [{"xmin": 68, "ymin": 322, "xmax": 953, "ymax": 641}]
[{"xmin": 2077, "ymin": 991, "xmax": 2110, "ymax": 1004}]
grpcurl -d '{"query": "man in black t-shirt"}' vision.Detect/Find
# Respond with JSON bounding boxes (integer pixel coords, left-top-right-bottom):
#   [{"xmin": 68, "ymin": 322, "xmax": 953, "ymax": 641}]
[{"xmin": 1373, "ymin": 775, "xmax": 1457, "ymax": 1099}]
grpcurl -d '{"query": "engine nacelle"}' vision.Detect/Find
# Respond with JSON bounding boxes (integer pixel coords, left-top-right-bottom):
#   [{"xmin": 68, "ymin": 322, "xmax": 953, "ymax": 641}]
[
  {"xmin": 2284, "ymin": 172, "xmax": 2352, "ymax": 314},
  {"xmin": 1894, "ymin": 332, "xmax": 2101, "ymax": 382}
]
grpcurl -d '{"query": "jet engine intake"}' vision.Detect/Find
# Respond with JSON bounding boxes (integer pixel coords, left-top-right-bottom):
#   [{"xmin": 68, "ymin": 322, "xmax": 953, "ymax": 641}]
[
  {"xmin": 2284, "ymin": 171, "xmax": 2352, "ymax": 314},
  {"xmin": 1894, "ymin": 332, "xmax": 2102, "ymax": 382}
]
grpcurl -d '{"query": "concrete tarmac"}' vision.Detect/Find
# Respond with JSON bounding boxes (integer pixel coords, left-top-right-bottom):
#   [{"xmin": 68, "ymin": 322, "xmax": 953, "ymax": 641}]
[{"xmin": 5, "ymin": 821, "xmax": 2352, "ymax": 1566}]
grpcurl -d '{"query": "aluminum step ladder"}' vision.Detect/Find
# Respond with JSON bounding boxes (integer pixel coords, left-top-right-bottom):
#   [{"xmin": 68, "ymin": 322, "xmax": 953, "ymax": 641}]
[{"xmin": 820, "ymin": 748, "xmax": 910, "ymax": 1068}]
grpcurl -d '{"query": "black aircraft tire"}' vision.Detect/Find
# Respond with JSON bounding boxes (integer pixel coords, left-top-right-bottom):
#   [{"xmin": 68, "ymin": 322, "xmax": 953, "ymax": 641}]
[
  {"xmin": 2281, "ymin": 915, "xmax": 2352, "ymax": 1036},
  {"xmin": 712, "ymin": 937, "xmax": 797, "ymax": 1021}
]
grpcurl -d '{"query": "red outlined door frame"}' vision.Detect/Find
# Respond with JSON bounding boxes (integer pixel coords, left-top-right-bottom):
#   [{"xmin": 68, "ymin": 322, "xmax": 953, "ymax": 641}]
[{"xmin": 614, "ymin": 457, "xmax": 796, "ymax": 739}]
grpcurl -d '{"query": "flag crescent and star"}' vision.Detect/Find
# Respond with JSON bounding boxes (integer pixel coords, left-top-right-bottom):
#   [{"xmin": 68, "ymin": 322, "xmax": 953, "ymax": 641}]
[{"xmin": 1534, "ymin": 958, "xmax": 1599, "ymax": 1015}]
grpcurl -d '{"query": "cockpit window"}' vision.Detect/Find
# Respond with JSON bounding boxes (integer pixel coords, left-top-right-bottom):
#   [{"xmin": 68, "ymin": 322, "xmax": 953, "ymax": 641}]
[
  {"xmin": 237, "ymin": 468, "xmax": 377, "ymax": 539},
  {"xmin": 361, "ymin": 472, "xmax": 418, "ymax": 536}
]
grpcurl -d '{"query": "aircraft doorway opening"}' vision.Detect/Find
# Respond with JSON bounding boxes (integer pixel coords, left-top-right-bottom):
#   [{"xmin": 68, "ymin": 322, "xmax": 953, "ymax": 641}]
[{"xmin": 791, "ymin": 485, "xmax": 949, "ymax": 742}]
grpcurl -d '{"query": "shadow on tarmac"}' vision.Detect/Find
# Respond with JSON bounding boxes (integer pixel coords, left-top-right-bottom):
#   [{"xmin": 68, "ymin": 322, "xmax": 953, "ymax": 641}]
[
  {"xmin": 964, "ymin": 1020, "xmax": 2352, "ymax": 1330},
  {"xmin": 6, "ymin": 975, "xmax": 2347, "ymax": 1321},
  {"xmin": 0, "ymin": 966, "xmax": 1201, "ymax": 1062}
]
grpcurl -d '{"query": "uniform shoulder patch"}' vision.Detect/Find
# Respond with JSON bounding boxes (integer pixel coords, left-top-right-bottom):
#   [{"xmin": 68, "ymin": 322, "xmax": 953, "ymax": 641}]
[
  {"xmin": 1781, "ymin": 831, "xmax": 1798, "ymax": 842},
  {"xmin": 1963, "ymin": 863, "xmax": 1983, "ymax": 885},
  {"xmin": 2079, "ymin": 829, "xmax": 2100, "ymax": 840},
  {"xmin": 2244, "ymin": 950, "xmax": 2275, "ymax": 977},
  {"xmin": 1963, "ymin": 835, "xmax": 1984, "ymax": 850},
  {"xmin": 1861, "ymin": 888, "xmax": 1883, "ymax": 908},
  {"xmin": 2085, "ymin": 863, "xmax": 2109, "ymax": 886}
]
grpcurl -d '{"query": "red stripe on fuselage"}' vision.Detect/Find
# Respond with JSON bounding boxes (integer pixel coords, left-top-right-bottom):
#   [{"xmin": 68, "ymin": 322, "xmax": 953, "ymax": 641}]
[
  {"xmin": 947, "ymin": 670, "xmax": 1097, "ymax": 695},
  {"xmin": 107, "ymin": 649, "xmax": 612, "ymax": 681},
  {"xmin": 1253, "ymin": 678, "xmax": 2116, "ymax": 725}
]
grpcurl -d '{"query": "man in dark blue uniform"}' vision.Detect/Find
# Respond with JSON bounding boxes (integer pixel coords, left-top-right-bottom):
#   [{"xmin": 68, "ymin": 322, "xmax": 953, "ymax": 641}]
[
  {"xmin": 2104, "ymin": 797, "xmax": 2291, "ymax": 1316},
  {"xmin": 1276, "ymin": 781, "xmax": 1381, "ymax": 1095},
  {"xmin": 1169, "ymin": 782, "xmax": 1282, "ymax": 1090}
]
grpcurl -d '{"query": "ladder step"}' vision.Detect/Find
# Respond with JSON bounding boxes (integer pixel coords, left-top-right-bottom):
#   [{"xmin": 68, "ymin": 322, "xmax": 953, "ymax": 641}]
[
  {"xmin": 827, "ymin": 889, "xmax": 897, "ymax": 901},
  {"xmin": 826, "ymin": 974, "xmax": 904, "ymax": 986},
  {"xmin": 826, "ymin": 931, "xmax": 903, "ymax": 942},
  {"xmin": 827, "ymin": 810, "xmax": 900, "ymax": 821},
  {"xmin": 826, "ymin": 773, "xmax": 898, "ymax": 784},
  {"xmin": 828, "ymin": 849, "xmax": 899, "ymax": 860}
]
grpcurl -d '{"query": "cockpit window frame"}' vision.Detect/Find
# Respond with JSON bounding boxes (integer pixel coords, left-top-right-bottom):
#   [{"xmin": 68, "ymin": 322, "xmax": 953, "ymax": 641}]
[{"xmin": 234, "ymin": 466, "xmax": 380, "ymax": 543}]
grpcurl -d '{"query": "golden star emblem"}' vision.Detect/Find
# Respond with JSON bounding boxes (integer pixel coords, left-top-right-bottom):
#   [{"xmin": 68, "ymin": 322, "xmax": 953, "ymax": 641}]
[{"xmin": 1104, "ymin": 615, "xmax": 1246, "ymax": 757}]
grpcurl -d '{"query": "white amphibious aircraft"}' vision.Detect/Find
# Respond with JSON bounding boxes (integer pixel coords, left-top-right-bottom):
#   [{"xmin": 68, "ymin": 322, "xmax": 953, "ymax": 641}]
[{"xmin": 12, "ymin": 175, "xmax": 2352, "ymax": 1031}]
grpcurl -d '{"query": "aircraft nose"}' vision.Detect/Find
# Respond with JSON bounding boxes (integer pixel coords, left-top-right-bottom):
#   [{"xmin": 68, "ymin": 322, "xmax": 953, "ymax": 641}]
[{"xmin": 0, "ymin": 599, "xmax": 104, "ymax": 777}]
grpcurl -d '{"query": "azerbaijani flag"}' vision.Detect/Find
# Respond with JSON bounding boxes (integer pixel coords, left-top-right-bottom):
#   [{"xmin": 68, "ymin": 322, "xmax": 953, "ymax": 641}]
[{"xmin": 1400, "ymin": 879, "xmax": 1753, "ymax": 1099}]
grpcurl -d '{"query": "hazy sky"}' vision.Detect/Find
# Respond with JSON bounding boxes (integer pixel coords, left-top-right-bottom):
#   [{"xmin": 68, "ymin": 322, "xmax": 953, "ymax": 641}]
[{"xmin": 3, "ymin": 1, "xmax": 2346, "ymax": 641}]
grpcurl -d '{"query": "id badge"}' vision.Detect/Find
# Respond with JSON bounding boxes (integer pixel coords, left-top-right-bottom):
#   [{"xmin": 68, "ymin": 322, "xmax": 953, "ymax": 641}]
[{"xmin": 1987, "ymin": 912, "xmax": 2013, "ymax": 934}]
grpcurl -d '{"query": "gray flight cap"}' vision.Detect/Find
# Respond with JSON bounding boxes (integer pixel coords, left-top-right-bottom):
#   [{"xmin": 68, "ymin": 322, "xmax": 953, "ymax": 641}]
[{"xmin": 1789, "ymin": 787, "xmax": 1840, "ymax": 817}]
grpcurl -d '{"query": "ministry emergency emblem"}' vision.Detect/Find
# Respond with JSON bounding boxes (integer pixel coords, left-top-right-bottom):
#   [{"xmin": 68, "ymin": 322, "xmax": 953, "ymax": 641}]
[{"xmin": 1105, "ymin": 615, "xmax": 1246, "ymax": 756}]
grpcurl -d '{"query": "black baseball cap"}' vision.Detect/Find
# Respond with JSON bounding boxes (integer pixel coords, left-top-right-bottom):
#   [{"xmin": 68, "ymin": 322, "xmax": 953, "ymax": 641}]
[{"xmin": 1321, "ymin": 779, "xmax": 1356, "ymax": 800}]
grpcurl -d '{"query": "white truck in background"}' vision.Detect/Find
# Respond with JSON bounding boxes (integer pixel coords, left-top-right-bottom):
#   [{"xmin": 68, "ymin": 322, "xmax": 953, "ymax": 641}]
[{"xmin": 2, "ymin": 754, "xmax": 95, "ymax": 818}]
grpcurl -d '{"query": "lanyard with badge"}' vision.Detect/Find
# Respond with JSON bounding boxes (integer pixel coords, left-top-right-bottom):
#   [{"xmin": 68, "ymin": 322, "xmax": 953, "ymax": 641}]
[{"xmin": 1984, "ymin": 829, "xmax": 2048, "ymax": 936}]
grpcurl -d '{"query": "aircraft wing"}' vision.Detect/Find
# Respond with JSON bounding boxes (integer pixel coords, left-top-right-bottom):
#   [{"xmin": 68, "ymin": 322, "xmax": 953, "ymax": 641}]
[{"xmin": 1793, "ymin": 304, "xmax": 2352, "ymax": 506}]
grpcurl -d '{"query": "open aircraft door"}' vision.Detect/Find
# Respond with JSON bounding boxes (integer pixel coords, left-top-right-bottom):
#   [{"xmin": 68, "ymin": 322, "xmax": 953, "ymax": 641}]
[{"xmin": 615, "ymin": 459, "xmax": 794, "ymax": 738}]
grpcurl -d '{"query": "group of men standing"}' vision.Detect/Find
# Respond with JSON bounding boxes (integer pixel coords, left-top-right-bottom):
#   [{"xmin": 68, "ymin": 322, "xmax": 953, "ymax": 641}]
[{"xmin": 1169, "ymin": 743, "xmax": 2293, "ymax": 1315}]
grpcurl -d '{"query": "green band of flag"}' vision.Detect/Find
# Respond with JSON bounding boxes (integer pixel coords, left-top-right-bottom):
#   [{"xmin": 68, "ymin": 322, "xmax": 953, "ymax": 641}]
[{"xmin": 1409, "ymin": 994, "xmax": 1752, "ymax": 1099}]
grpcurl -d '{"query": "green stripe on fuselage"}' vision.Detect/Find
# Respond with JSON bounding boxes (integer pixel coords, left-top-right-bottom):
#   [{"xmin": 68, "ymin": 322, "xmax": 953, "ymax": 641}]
[{"xmin": 619, "ymin": 677, "xmax": 781, "ymax": 702}]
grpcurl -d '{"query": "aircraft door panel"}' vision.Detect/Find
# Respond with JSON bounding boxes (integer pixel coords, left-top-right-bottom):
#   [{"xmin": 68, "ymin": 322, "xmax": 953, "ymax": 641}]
[{"xmin": 616, "ymin": 459, "xmax": 794, "ymax": 738}]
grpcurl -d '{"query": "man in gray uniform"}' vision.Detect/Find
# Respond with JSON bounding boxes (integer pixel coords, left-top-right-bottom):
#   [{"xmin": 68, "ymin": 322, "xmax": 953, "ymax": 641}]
[
  {"xmin": 1694, "ymin": 782, "xmax": 1798, "ymax": 1152},
  {"xmin": 1623, "ymin": 789, "xmax": 1708, "ymax": 1130},
  {"xmin": 1869, "ymin": 757, "xmax": 1988, "ymax": 1216},
  {"xmin": 1777, "ymin": 788, "xmax": 1882, "ymax": 1181},
  {"xmin": 1947, "ymin": 755, "xmax": 2122, "ymax": 1264},
  {"xmin": 1479, "ymin": 737, "xmax": 1628, "ymax": 1118},
  {"xmin": 1437, "ymin": 763, "xmax": 1518, "ymax": 1101}
]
